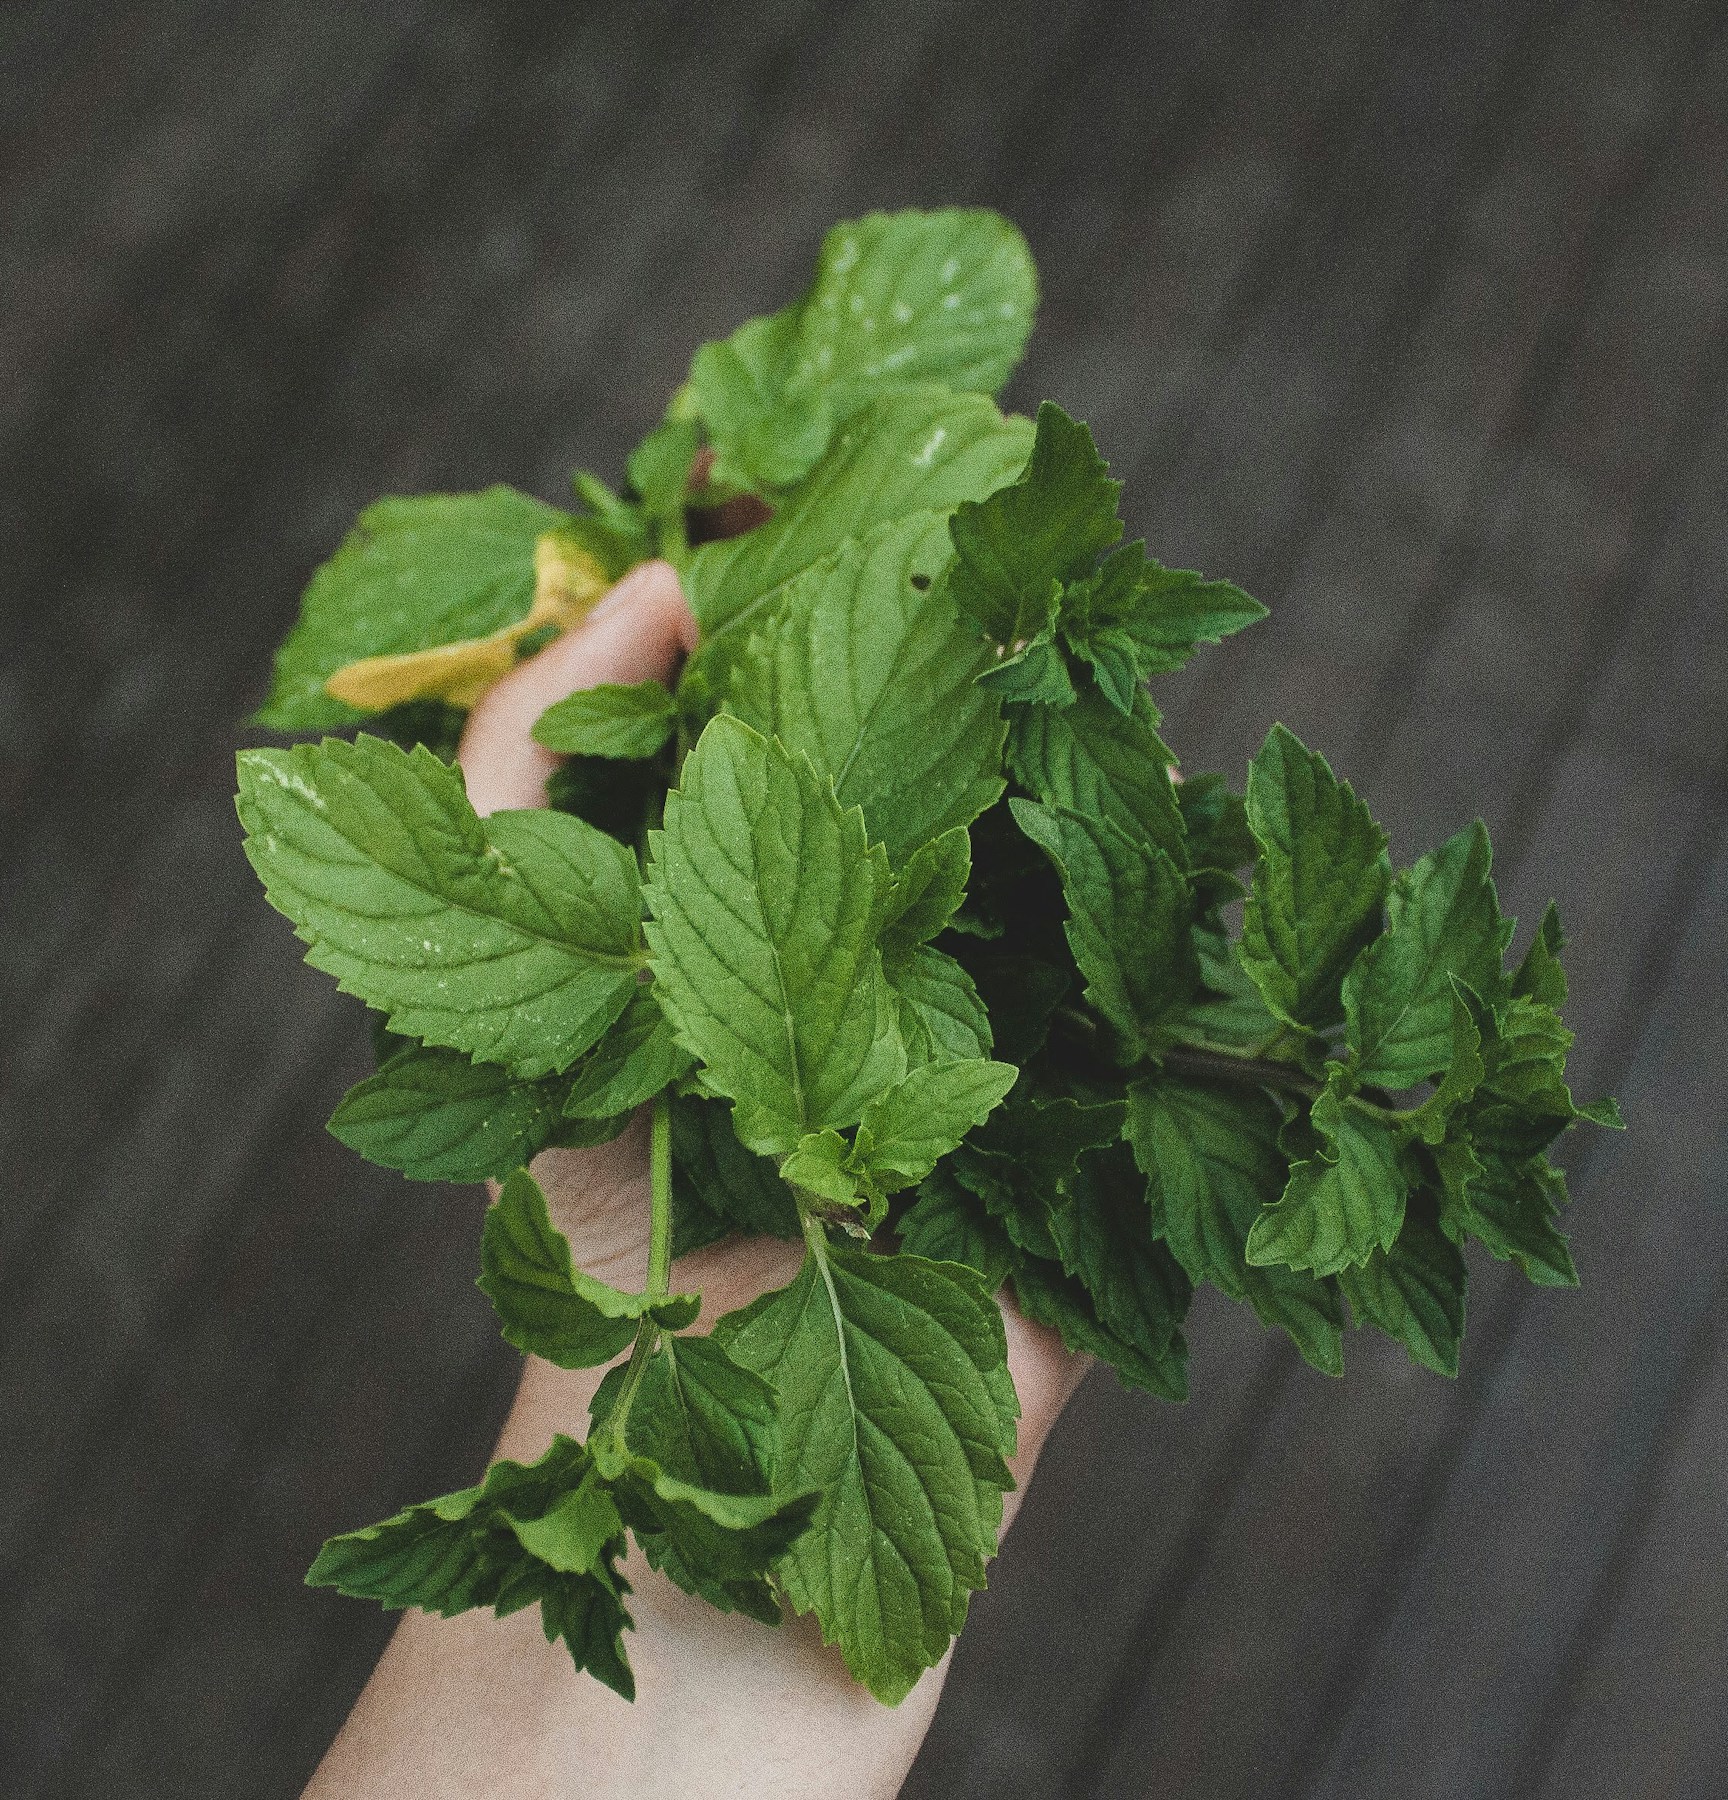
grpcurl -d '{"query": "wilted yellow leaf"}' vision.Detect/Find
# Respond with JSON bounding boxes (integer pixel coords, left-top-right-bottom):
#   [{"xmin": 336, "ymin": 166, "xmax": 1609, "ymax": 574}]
[{"xmin": 322, "ymin": 533, "xmax": 612, "ymax": 712}]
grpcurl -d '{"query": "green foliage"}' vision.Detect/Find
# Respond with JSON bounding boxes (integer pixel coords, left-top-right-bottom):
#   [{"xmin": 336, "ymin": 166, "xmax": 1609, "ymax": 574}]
[
  {"xmin": 247, "ymin": 209, "xmax": 1619, "ymax": 1711},
  {"xmin": 258, "ymin": 487, "xmax": 566, "ymax": 731}
]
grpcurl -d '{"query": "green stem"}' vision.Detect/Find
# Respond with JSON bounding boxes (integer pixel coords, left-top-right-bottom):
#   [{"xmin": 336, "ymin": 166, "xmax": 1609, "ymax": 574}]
[
  {"xmin": 1162, "ymin": 1042, "xmax": 1406, "ymax": 1123},
  {"xmin": 604, "ymin": 1090, "xmax": 676, "ymax": 1449}
]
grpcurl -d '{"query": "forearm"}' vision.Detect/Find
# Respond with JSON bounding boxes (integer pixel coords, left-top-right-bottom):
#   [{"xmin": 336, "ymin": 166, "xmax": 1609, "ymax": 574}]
[{"xmin": 305, "ymin": 1225, "xmax": 1080, "ymax": 1800}]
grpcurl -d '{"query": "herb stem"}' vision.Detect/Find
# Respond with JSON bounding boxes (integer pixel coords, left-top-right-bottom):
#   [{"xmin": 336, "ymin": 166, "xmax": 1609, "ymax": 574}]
[
  {"xmin": 604, "ymin": 1089, "xmax": 675, "ymax": 1449},
  {"xmin": 1163, "ymin": 1042, "xmax": 1323, "ymax": 1099}
]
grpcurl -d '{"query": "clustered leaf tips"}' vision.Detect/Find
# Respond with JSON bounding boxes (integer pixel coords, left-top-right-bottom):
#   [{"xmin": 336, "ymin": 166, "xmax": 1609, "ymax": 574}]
[{"xmin": 240, "ymin": 207, "xmax": 1619, "ymax": 1705}]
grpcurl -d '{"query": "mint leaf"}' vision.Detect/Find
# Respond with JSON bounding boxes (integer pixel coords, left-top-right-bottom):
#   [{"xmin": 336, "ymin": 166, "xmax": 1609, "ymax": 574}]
[
  {"xmin": 1009, "ymin": 798, "xmax": 1198, "ymax": 1049},
  {"xmin": 715, "ymin": 1244, "xmax": 1018, "ymax": 1702},
  {"xmin": 1007, "ymin": 686, "xmax": 1185, "ymax": 863},
  {"xmin": 237, "ymin": 736, "xmax": 643, "ymax": 1078},
  {"xmin": 1103, "ymin": 556, "xmax": 1267, "ymax": 677},
  {"xmin": 327, "ymin": 1043, "xmax": 572, "ymax": 1182},
  {"xmin": 1343, "ymin": 821, "xmax": 1511, "ymax": 1085},
  {"xmin": 1239, "ymin": 724, "xmax": 1389, "ymax": 1032},
  {"xmin": 948, "ymin": 401, "xmax": 1122, "ymax": 653},
  {"xmin": 561, "ymin": 984, "xmax": 692, "ymax": 1120},
  {"xmin": 1010, "ymin": 1251, "xmax": 1188, "ymax": 1399},
  {"xmin": 1177, "ymin": 772, "xmax": 1255, "ymax": 873},
  {"xmin": 854, "ymin": 1058, "xmax": 1019, "ymax": 1188},
  {"xmin": 531, "ymin": 681, "xmax": 677, "ymax": 760},
  {"xmin": 689, "ymin": 209, "xmax": 1036, "ymax": 494},
  {"xmin": 896, "ymin": 1170, "xmax": 1017, "ymax": 1291},
  {"xmin": 258, "ymin": 487, "xmax": 569, "ymax": 730},
  {"xmin": 883, "ymin": 827, "xmax": 973, "ymax": 952},
  {"xmin": 645, "ymin": 716, "xmax": 905, "ymax": 1153},
  {"xmin": 1439, "ymin": 1142, "xmax": 1579, "ymax": 1287},
  {"xmin": 1244, "ymin": 1091, "xmax": 1408, "ymax": 1277},
  {"xmin": 886, "ymin": 943, "xmax": 995, "ymax": 1062},
  {"xmin": 1127, "ymin": 1077, "xmax": 1344, "ymax": 1375},
  {"xmin": 1511, "ymin": 900, "xmax": 1568, "ymax": 1008},
  {"xmin": 478, "ymin": 1169, "xmax": 698, "ymax": 1367},
  {"xmin": 670, "ymin": 1093, "xmax": 800, "ymax": 1244},
  {"xmin": 1338, "ymin": 1201, "xmax": 1467, "ymax": 1375},
  {"xmin": 686, "ymin": 391, "xmax": 1034, "ymax": 664},
  {"xmin": 726, "ymin": 512, "xmax": 1006, "ymax": 865},
  {"xmin": 791, "ymin": 209, "xmax": 1037, "ymax": 415},
  {"xmin": 306, "ymin": 1436, "xmax": 636, "ymax": 1698}
]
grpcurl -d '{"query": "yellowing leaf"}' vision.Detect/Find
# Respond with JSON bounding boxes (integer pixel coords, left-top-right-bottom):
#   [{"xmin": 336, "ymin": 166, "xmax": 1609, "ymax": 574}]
[{"xmin": 322, "ymin": 533, "xmax": 611, "ymax": 712}]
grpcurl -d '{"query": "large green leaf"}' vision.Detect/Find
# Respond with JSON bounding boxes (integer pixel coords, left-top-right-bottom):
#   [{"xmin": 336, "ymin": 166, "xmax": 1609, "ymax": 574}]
[
  {"xmin": 726, "ymin": 512, "xmax": 1005, "ymax": 866},
  {"xmin": 258, "ymin": 487, "xmax": 567, "ymax": 730},
  {"xmin": 714, "ymin": 1244, "xmax": 1018, "ymax": 1702},
  {"xmin": 1244, "ymin": 1098, "xmax": 1408, "ymax": 1278},
  {"xmin": 1239, "ymin": 724, "xmax": 1389, "ymax": 1031},
  {"xmin": 237, "ymin": 735, "xmax": 643, "ymax": 1077},
  {"xmin": 686, "ymin": 391, "xmax": 1034, "ymax": 668},
  {"xmin": 644, "ymin": 716, "xmax": 904, "ymax": 1153},
  {"xmin": 1339, "ymin": 1203, "xmax": 1467, "ymax": 1376}
]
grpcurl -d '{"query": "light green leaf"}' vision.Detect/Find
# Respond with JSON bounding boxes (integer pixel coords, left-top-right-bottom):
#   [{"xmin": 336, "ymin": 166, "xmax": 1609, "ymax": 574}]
[
  {"xmin": 1009, "ymin": 798, "xmax": 1198, "ymax": 1048},
  {"xmin": 327, "ymin": 1043, "xmax": 572, "ymax": 1182},
  {"xmin": 625, "ymin": 416, "xmax": 701, "ymax": 524},
  {"xmin": 1245, "ymin": 1100, "xmax": 1408, "ymax": 1277},
  {"xmin": 790, "ymin": 209, "xmax": 1037, "ymax": 414},
  {"xmin": 781, "ymin": 1129, "xmax": 868, "ymax": 1210},
  {"xmin": 1339, "ymin": 1202, "xmax": 1467, "ymax": 1375},
  {"xmin": 1343, "ymin": 821, "xmax": 1511, "ymax": 1085},
  {"xmin": 686, "ymin": 391, "xmax": 1034, "ymax": 665},
  {"xmin": 531, "ymin": 681, "xmax": 677, "ymax": 760},
  {"xmin": 506, "ymin": 1475, "xmax": 625, "ymax": 1575},
  {"xmin": 948, "ymin": 401, "xmax": 1122, "ymax": 652},
  {"xmin": 886, "ymin": 943, "xmax": 995, "ymax": 1062},
  {"xmin": 1007, "ymin": 685, "xmax": 1184, "ymax": 863},
  {"xmin": 1239, "ymin": 724, "xmax": 1389, "ymax": 1032},
  {"xmin": 237, "ymin": 736, "xmax": 643, "ymax": 1078},
  {"xmin": 478, "ymin": 1169, "xmax": 698, "ymax": 1368},
  {"xmin": 258, "ymin": 487, "xmax": 568, "ymax": 730},
  {"xmin": 714, "ymin": 1244, "xmax": 1018, "ymax": 1703},
  {"xmin": 883, "ymin": 827, "xmax": 973, "ymax": 953},
  {"xmin": 562, "ymin": 984, "xmax": 693, "ymax": 1120},
  {"xmin": 1106, "ymin": 556, "xmax": 1267, "ymax": 676},
  {"xmin": 1126, "ymin": 1077, "xmax": 1344, "ymax": 1376},
  {"xmin": 855, "ymin": 1058, "xmax": 1019, "ymax": 1188},
  {"xmin": 645, "ymin": 716, "xmax": 905, "ymax": 1154},
  {"xmin": 687, "ymin": 304, "xmax": 823, "ymax": 492},
  {"xmin": 726, "ymin": 512, "xmax": 1006, "ymax": 865}
]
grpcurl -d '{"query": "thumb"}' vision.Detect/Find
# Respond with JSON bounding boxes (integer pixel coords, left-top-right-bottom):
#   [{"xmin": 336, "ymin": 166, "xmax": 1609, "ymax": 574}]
[{"xmin": 456, "ymin": 559, "xmax": 697, "ymax": 817}]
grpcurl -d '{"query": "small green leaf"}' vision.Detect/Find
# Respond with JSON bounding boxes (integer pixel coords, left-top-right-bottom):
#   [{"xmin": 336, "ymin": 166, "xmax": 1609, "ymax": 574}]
[
  {"xmin": 1177, "ymin": 773, "xmax": 1256, "ymax": 873},
  {"xmin": 562, "ymin": 984, "xmax": 692, "ymax": 1120},
  {"xmin": 948, "ymin": 402, "xmax": 1122, "ymax": 653},
  {"xmin": 1245, "ymin": 1094, "xmax": 1408, "ymax": 1277},
  {"xmin": 1102, "ymin": 556, "xmax": 1267, "ymax": 677},
  {"xmin": 886, "ymin": 943, "xmax": 995, "ymax": 1063},
  {"xmin": 531, "ymin": 681, "xmax": 678, "ymax": 760},
  {"xmin": 1343, "ymin": 821, "xmax": 1511, "ymax": 1086},
  {"xmin": 1008, "ymin": 685, "xmax": 1185, "ymax": 863},
  {"xmin": 645, "ymin": 716, "xmax": 905, "ymax": 1153},
  {"xmin": 855, "ymin": 1058, "xmax": 1019, "ymax": 1188},
  {"xmin": 714, "ymin": 1244, "xmax": 1018, "ymax": 1703},
  {"xmin": 781, "ymin": 1130, "xmax": 868, "ymax": 1210},
  {"xmin": 1339, "ymin": 1202, "xmax": 1468, "ymax": 1376},
  {"xmin": 478, "ymin": 1170, "xmax": 698, "ymax": 1368},
  {"xmin": 1239, "ymin": 724, "xmax": 1389, "ymax": 1032},
  {"xmin": 237, "ymin": 736, "xmax": 643, "ymax": 1078},
  {"xmin": 327, "ymin": 1043, "xmax": 572, "ymax": 1182},
  {"xmin": 896, "ymin": 1171, "xmax": 1017, "ymax": 1291},
  {"xmin": 883, "ymin": 827, "xmax": 973, "ymax": 953}
]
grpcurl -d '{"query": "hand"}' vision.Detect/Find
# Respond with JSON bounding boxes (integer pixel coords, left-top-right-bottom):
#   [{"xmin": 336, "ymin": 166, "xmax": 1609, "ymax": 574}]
[{"xmin": 306, "ymin": 561, "xmax": 1088, "ymax": 1800}]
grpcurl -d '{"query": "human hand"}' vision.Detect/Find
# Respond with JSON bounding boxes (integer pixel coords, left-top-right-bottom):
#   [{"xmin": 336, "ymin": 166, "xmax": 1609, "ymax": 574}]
[{"xmin": 307, "ymin": 559, "xmax": 1088, "ymax": 1800}]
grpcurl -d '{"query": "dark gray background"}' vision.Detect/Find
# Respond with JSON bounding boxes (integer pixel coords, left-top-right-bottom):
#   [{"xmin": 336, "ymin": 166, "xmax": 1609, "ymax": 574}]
[{"xmin": 4, "ymin": 1, "xmax": 1726, "ymax": 1794}]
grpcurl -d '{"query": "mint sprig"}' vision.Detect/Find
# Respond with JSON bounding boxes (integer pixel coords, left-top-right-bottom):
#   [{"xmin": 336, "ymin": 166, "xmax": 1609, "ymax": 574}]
[{"xmin": 241, "ymin": 207, "xmax": 1621, "ymax": 1706}]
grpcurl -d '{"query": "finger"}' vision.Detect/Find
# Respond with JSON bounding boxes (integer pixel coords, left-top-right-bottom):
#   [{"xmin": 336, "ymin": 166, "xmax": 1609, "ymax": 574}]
[{"xmin": 457, "ymin": 558, "xmax": 697, "ymax": 817}]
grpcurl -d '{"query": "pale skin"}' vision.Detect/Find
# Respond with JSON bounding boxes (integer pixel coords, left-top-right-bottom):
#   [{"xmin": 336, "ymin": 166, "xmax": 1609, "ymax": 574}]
[{"xmin": 306, "ymin": 560, "xmax": 1090, "ymax": 1800}]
